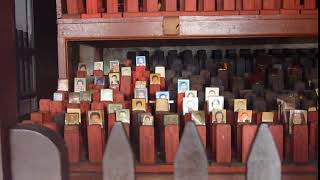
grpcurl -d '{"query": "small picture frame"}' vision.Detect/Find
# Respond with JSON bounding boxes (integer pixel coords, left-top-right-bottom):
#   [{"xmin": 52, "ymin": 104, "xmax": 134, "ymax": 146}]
[
  {"xmin": 212, "ymin": 109, "xmax": 227, "ymax": 124},
  {"xmin": 185, "ymin": 90, "xmax": 197, "ymax": 98},
  {"xmin": 132, "ymin": 99, "xmax": 146, "ymax": 111},
  {"xmin": 178, "ymin": 79, "xmax": 190, "ymax": 93},
  {"xmin": 237, "ymin": 110, "xmax": 253, "ymax": 124},
  {"xmin": 205, "ymin": 87, "xmax": 219, "ymax": 101},
  {"xmin": 150, "ymin": 73, "xmax": 161, "ymax": 85},
  {"xmin": 109, "ymin": 73, "xmax": 120, "ymax": 85},
  {"xmin": 121, "ymin": 67, "xmax": 131, "ymax": 77},
  {"xmin": 53, "ymin": 92, "xmax": 63, "ymax": 101},
  {"xmin": 74, "ymin": 78, "xmax": 86, "ymax": 92},
  {"xmin": 261, "ymin": 112, "xmax": 274, "ymax": 123},
  {"xmin": 138, "ymin": 113, "xmax": 152, "ymax": 124},
  {"xmin": 94, "ymin": 76, "xmax": 105, "ymax": 86},
  {"xmin": 78, "ymin": 63, "xmax": 88, "ymax": 72},
  {"xmin": 116, "ymin": 109, "xmax": 130, "ymax": 124},
  {"xmin": 135, "ymin": 81, "xmax": 147, "ymax": 88},
  {"xmin": 67, "ymin": 108, "xmax": 81, "ymax": 123},
  {"xmin": 183, "ymin": 97, "xmax": 199, "ymax": 115},
  {"xmin": 136, "ymin": 56, "xmax": 146, "ymax": 66},
  {"xmin": 109, "ymin": 60, "xmax": 120, "ymax": 73},
  {"xmin": 101, "ymin": 89, "xmax": 113, "ymax": 102},
  {"xmin": 69, "ymin": 92, "xmax": 80, "ymax": 104},
  {"xmin": 57, "ymin": 79, "xmax": 69, "ymax": 91},
  {"xmin": 155, "ymin": 66, "xmax": 165, "ymax": 78},
  {"xmin": 88, "ymin": 110, "xmax": 104, "ymax": 127},
  {"xmin": 207, "ymin": 96, "xmax": 224, "ymax": 112},
  {"xmin": 163, "ymin": 114, "xmax": 179, "ymax": 125},
  {"xmin": 134, "ymin": 88, "xmax": 148, "ymax": 101},
  {"xmin": 65, "ymin": 113, "xmax": 80, "ymax": 125},
  {"xmin": 191, "ymin": 111, "xmax": 206, "ymax": 125},
  {"xmin": 80, "ymin": 91, "xmax": 92, "ymax": 102},
  {"xmin": 142, "ymin": 115, "xmax": 154, "ymax": 126},
  {"xmin": 108, "ymin": 103, "xmax": 123, "ymax": 114},
  {"xmin": 94, "ymin": 61, "xmax": 104, "ymax": 71},
  {"xmin": 156, "ymin": 99, "xmax": 169, "ymax": 112},
  {"xmin": 289, "ymin": 110, "xmax": 307, "ymax": 134},
  {"xmin": 234, "ymin": 99, "xmax": 247, "ymax": 112},
  {"xmin": 156, "ymin": 91, "xmax": 170, "ymax": 100}
]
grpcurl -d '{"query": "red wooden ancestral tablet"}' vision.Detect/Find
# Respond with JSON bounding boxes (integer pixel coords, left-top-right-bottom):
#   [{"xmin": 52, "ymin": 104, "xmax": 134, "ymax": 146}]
[
  {"xmin": 81, "ymin": 0, "xmax": 103, "ymax": 18},
  {"xmin": 177, "ymin": 93, "xmax": 185, "ymax": 114},
  {"xmin": 292, "ymin": 125, "xmax": 309, "ymax": 163},
  {"xmin": 108, "ymin": 113, "xmax": 116, "ymax": 135},
  {"xmin": 197, "ymin": 125, "xmax": 207, "ymax": 148},
  {"xmin": 103, "ymin": 0, "xmax": 122, "ymax": 18},
  {"xmin": 260, "ymin": 0, "xmax": 280, "ymax": 14},
  {"xmin": 87, "ymin": 125, "xmax": 105, "ymax": 163},
  {"xmin": 139, "ymin": 126, "xmax": 156, "ymax": 164},
  {"xmin": 124, "ymin": 0, "xmax": 140, "ymax": 16},
  {"xmin": 185, "ymin": 0, "xmax": 197, "ymax": 11},
  {"xmin": 30, "ymin": 112, "xmax": 44, "ymax": 125},
  {"xmin": 301, "ymin": 0, "xmax": 317, "ymax": 14},
  {"xmin": 268, "ymin": 124, "xmax": 284, "ymax": 161},
  {"xmin": 215, "ymin": 124, "xmax": 232, "ymax": 163},
  {"xmin": 220, "ymin": 0, "xmax": 239, "ymax": 15},
  {"xmin": 80, "ymin": 102, "xmax": 91, "ymax": 114},
  {"xmin": 241, "ymin": 0, "xmax": 261, "ymax": 14},
  {"xmin": 49, "ymin": 101, "xmax": 65, "ymax": 115},
  {"xmin": 143, "ymin": 0, "xmax": 158, "ymax": 12},
  {"xmin": 42, "ymin": 111, "xmax": 53, "ymax": 123},
  {"xmin": 281, "ymin": 0, "xmax": 301, "ymax": 14},
  {"xmin": 113, "ymin": 91, "xmax": 125, "ymax": 103},
  {"xmin": 163, "ymin": 0, "xmax": 177, "ymax": 11},
  {"xmin": 120, "ymin": 76, "xmax": 132, "ymax": 98},
  {"xmin": 66, "ymin": 0, "xmax": 85, "ymax": 15},
  {"xmin": 308, "ymin": 111, "xmax": 318, "ymax": 161},
  {"xmin": 67, "ymin": 103, "xmax": 80, "ymax": 109},
  {"xmin": 64, "ymin": 126, "xmax": 81, "ymax": 163},
  {"xmin": 76, "ymin": 70, "xmax": 87, "ymax": 78},
  {"xmin": 160, "ymin": 77, "xmax": 166, "ymax": 91},
  {"xmin": 203, "ymin": 0, "xmax": 216, "ymax": 11},
  {"xmin": 238, "ymin": 124, "xmax": 258, "ymax": 163},
  {"xmin": 150, "ymin": 84, "xmax": 161, "ymax": 100},
  {"xmin": 39, "ymin": 99, "xmax": 51, "ymax": 112},
  {"xmin": 91, "ymin": 102, "xmax": 105, "ymax": 111},
  {"xmin": 164, "ymin": 124, "xmax": 179, "ymax": 163},
  {"xmin": 92, "ymin": 91, "xmax": 101, "ymax": 102}
]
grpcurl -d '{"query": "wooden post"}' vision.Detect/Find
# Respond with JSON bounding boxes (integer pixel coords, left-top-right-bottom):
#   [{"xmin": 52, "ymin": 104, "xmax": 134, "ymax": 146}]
[
  {"xmin": 292, "ymin": 125, "xmax": 309, "ymax": 163},
  {"xmin": 164, "ymin": 124, "xmax": 179, "ymax": 163},
  {"xmin": 64, "ymin": 126, "xmax": 81, "ymax": 163},
  {"xmin": 139, "ymin": 126, "xmax": 156, "ymax": 164},
  {"xmin": 87, "ymin": 125, "xmax": 105, "ymax": 163},
  {"xmin": 215, "ymin": 124, "xmax": 232, "ymax": 163}
]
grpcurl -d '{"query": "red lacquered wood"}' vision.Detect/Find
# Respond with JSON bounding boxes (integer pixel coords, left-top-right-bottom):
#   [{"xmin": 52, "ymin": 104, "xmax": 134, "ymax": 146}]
[
  {"xmin": 42, "ymin": 111, "xmax": 53, "ymax": 123},
  {"xmin": 139, "ymin": 126, "xmax": 156, "ymax": 164},
  {"xmin": 87, "ymin": 125, "xmax": 105, "ymax": 163},
  {"xmin": 92, "ymin": 91, "xmax": 101, "ymax": 102},
  {"xmin": 67, "ymin": 0, "xmax": 84, "ymax": 14},
  {"xmin": 125, "ymin": 0, "xmax": 139, "ymax": 12},
  {"xmin": 64, "ymin": 126, "xmax": 81, "ymax": 163},
  {"xmin": 292, "ymin": 125, "xmax": 309, "ymax": 163},
  {"xmin": 269, "ymin": 124, "xmax": 284, "ymax": 161},
  {"xmin": 164, "ymin": 125, "xmax": 179, "ymax": 163},
  {"xmin": 241, "ymin": 125, "xmax": 258, "ymax": 163},
  {"xmin": 211, "ymin": 124, "xmax": 217, "ymax": 160},
  {"xmin": 216, "ymin": 124, "xmax": 232, "ymax": 163},
  {"xmin": 203, "ymin": 0, "xmax": 216, "ymax": 11},
  {"xmin": 43, "ymin": 122, "xmax": 59, "ymax": 133},
  {"xmin": 150, "ymin": 84, "xmax": 160, "ymax": 100},
  {"xmin": 185, "ymin": 0, "xmax": 197, "ymax": 11},
  {"xmin": 113, "ymin": 91, "xmax": 125, "ymax": 103},
  {"xmin": 160, "ymin": 77, "xmax": 166, "ymax": 91},
  {"xmin": 242, "ymin": 0, "xmax": 256, "ymax": 10},
  {"xmin": 223, "ymin": 0, "xmax": 236, "ymax": 10},
  {"xmin": 91, "ymin": 102, "xmax": 104, "ymax": 111},
  {"xmin": 284, "ymin": 135, "xmax": 292, "ymax": 161},
  {"xmin": 308, "ymin": 111, "xmax": 318, "ymax": 124},
  {"xmin": 67, "ymin": 103, "xmax": 80, "ymax": 109},
  {"xmin": 183, "ymin": 113, "xmax": 192, "ymax": 123},
  {"xmin": 309, "ymin": 123, "xmax": 318, "ymax": 161},
  {"xmin": 39, "ymin": 99, "xmax": 51, "ymax": 112},
  {"xmin": 49, "ymin": 101, "xmax": 65, "ymax": 115},
  {"xmin": 280, "ymin": 9, "xmax": 300, "ymax": 14},
  {"xmin": 144, "ymin": 0, "xmax": 159, "ymax": 12},
  {"xmin": 107, "ymin": 113, "xmax": 116, "ymax": 135},
  {"xmin": 93, "ymin": 70, "xmax": 104, "ymax": 76},
  {"xmin": 120, "ymin": 76, "xmax": 132, "ymax": 98},
  {"xmin": 80, "ymin": 101, "xmax": 90, "ymax": 114},
  {"xmin": 282, "ymin": 0, "xmax": 301, "ymax": 9},
  {"xmin": 163, "ymin": 0, "xmax": 177, "ymax": 11},
  {"xmin": 180, "ymin": 0, "xmax": 185, "ymax": 10},
  {"xmin": 30, "ymin": 112, "xmax": 43, "ymax": 125},
  {"xmin": 107, "ymin": 0, "xmax": 119, "ymax": 13},
  {"xmin": 177, "ymin": 93, "xmax": 184, "ymax": 114},
  {"xmin": 76, "ymin": 70, "xmax": 87, "ymax": 77},
  {"xmin": 196, "ymin": 126, "xmax": 207, "ymax": 147}
]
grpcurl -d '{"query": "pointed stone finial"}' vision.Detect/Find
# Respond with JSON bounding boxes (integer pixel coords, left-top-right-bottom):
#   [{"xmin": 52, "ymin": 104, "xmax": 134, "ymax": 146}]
[
  {"xmin": 174, "ymin": 121, "xmax": 208, "ymax": 180},
  {"xmin": 247, "ymin": 124, "xmax": 281, "ymax": 180},
  {"xmin": 103, "ymin": 122, "xmax": 135, "ymax": 180}
]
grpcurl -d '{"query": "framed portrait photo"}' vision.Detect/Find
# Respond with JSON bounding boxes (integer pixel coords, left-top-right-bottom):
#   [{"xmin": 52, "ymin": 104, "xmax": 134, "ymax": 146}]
[
  {"xmin": 109, "ymin": 60, "xmax": 120, "ymax": 73},
  {"xmin": 94, "ymin": 76, "xmax": 105, "ymax": 86},
  {"xmin": 155, "ymin": 66, "xmax": 165, "ymax": 78},
  {"xmin": 134, "ymin": 88, "xmax": 148, "ymax": 101},
  {"xmin": 150, "ymin": 73, "xmax": 161, "ymax": 85},
  {"xmin": 108, "ymin": 103, "xmax": 123, "ymax": 114},
  {"xmin": 142, "ymin": 115, "xmax": 154, "ymax": 126},
  {"xmin": 121, "ymin": 67, "xmax": 132, "ymax": 77},
  {"xmin": 191, "ymin": 111, "xmax": 206, "ymax": 125},
  {"xmin": 69, "ymin": 92, "xmax": 80, "ymax": 104},
  {"xmin": 261, "ymin": 112, "xmax": 274, "ymax": 123},
  {"xmin": 65, "ymin": 113, "xmax": 80, "ymax": 125},
  {"xmin": 78, "ymin": 63, "xmax": 88, "ymax": 72},
  {"xmin": 237, "ymin": 110, "xmax": 253, "ymax": 124},
  {"xmin": 178, "ymin": 79, "xmax": 190, "ymax": 93},
  {"xmin": 94, "ymin": 61, "xmax": 104, "ymax": 71},
  {"xmin": 183, "ymin": 97, "xmax": 199, "ymax": 115},
  {"xmin": 67, "ymin": 108, "xmax": 81, "ymax": 123},
  {"xmin": 156, "ymin": 91, "xmax": 170, "ymax": 100},
  {"xmin": 205, "ymin": 87, "xmax": 219, "ymax": 101},
  {"xmin": 185, "ymin": 90, "xmax": 197, "ymax": 98},
  {"xmin": 136, "ymin": 56, "xmax": 146, "ymax": 66},
  {"xmin": 156, "ymin": 99, "xmax": 169, "ymax": 112},
  {"xmin": 53, "ymin": 92, "xmax": 64, "ymax": 101},
  {"xmin": 109, "ymin": 73, "xmax": 120, "ymax": 85},
  {"xmin": 57, "ymin": 79, "xmax": 69, "ymax": 91},
  {"xmin": 116, "ymin": 109, "xmax": 130, "ymax": 124},
  {"xmin": 80, "ymin": 91, "xmax": 92, "ymax": 102},
  {"xmin": 289, "ymin": 110, "xmax": 307, "ymax": 134},
  {"xmin": 79, "ymin": 62, "xmax": 93, "ymax": 75},
  {"xmin": 88, "ymin": 110, "xmax": 104, "ymax": 127},
  {"xmin": 207, "ymin": 96, "xmax": 224, "ymax": 112},
  {"xmin": 138, "ymin": 113, "xmax": 152, "ymax": 124},
  {"xmin": 132, "ymin": 99, "xmax": 146, "ymax": 111},
  {"xmin": 74, "ymin": 78, "xmax": 86, "ymax": 92},
  {"xmin": 234, "ymin": 99, "xmax": 247, "ymax": 112},
  {"xmin": 163, "ymin": 114, "xmax": 179, "ymax": 126},
  {"xmin": 101, "ymin": 89, "xmax": 113, "ymax": 102},
  {"xmin": 212, "ymin": 109, "xmax": 227, "ymax": 124},
  {"xmin": 135, "ymin": 81, "xmax": 147, "ymax": 88}
]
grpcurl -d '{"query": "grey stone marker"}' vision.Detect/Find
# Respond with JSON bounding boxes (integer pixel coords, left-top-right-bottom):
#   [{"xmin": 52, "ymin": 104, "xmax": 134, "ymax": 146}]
[
  {"xmin": 174, "ymin": 121, "xmax": 208, "ymax": 180},
  {"xmin": 103, "ymin": 122, "xmax": 135, "ymax": 180},
  {"xmin": 247, "ymin": 124, "xmax": 281, "ymax": 180}
]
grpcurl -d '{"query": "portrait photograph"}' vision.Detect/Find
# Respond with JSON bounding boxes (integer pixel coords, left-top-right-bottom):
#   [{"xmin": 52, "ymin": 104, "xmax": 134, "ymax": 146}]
[
  {"xmin": 261, "ymin": 112, "xmax": 274, "ymax": 123},
  {"xmin": 94, "ymin": 61, "xmax": 104, "ymax": 71},
  {"xmin": 108, "ymin": 103, "xmax": 123, "ymax": 114},
  {"xmin": 164, "ymin": 114, "xmax": 179, "ymax": 125},
  {"xmin": 138, "ymin": 113, "xmax": 152, "ymax": 124},
  {"xmin": 178, "ymin": 79, "xmax": 190, "ymax": 93},
  {"xmin": 88, "ymin": 110, "xmax": 104, "ymax": 127},
  {"xmin": 94, "ymin": 76, "xmax": 105, "ymax": 86},
  {"xmin": 116, "ymin": 109, "xmax": 130, "ymax": 124},
  {"xmin": 78, "ymin": 63, "xmax": 87, "ymax": 72},
  {"xmin": 156, "ymin": 99, "xmax": 169, "ymax": 112},
  {"xmin": 132, "ymin": 99, "xmax": 146, "ymax": 111},
  {"xmin": 134, "ymin": 88, "xmax": 148, "ymax": 101},
  {"xmin": 101, "ymin": 89, "xmax": 113, "ymax": 102},
  {"xmin": 155, "ymin": 66, "xmax": 165, "ymax": 78},
  {"xmin": 80, "ymin": 91, "xmax": 92, "ymax": 102},
  {"xmin": 79, "ymin": 62, "xmax": 93, "ymax": 75},
  {"xmin": 183, "ymin": 97, "xmax": 199, "ymax": 115},
  {"xmin": 67, "ymin": 108, "xmax": 81, "ymax": 123},
  {"xmin": 289, "ymin": 110, "xmax": 307, "ymax": 134},
  {"xmin": 142, "ymin": 115, "xmax": 154, "ymax": 126},
  {"xmin": 185, "ymin": 90, "xmax": 197, "ymax": 98},
  {"xmin": 212, "ymin": 109, "xmax": 227, "ymax": 124},
  {"xmin": 150, "ymin": 73, "xmax": 161, "ymax": 85},
  {"xmin": 191, "ymin": 111, "xmax": 206, "ymax": 125},
  {"xmin": 156, "ymin": 91, "xmax": 170, "ymax": 100},
  {"xmin": 237, "ymin": 110, "xmax": 253, "ymax": 123},
  {"xmin": 234, "ymin": 99, "xmax": 247, "ymax": 112},
  {"xmin": 110, "ymin": 60, "xmax": 120, "ymax": 73},
  {"xmin": 121, "ymin": 67, "xmax": 132, "ymax": 76},
  {"xmin": 53, "ymin": 92, "xmax": 63, "ymax": 101},
  {"xmin": 135, "ymin": 81, "xmax": 147, "ymax": 88},
  {"xmin": 69, "ymin": 92, "xmax": 80, "ymax": 104},
  {"xmin": 208, "ymin": 96, "xmax": 224, "ymax": 112},
  {"xmin": 109, "ymin": 73, "xmax": 120, "ymax": 85},
  {"xmin": 205, "ymin": 87, "xmax": 220, "ymax": 101},
  {"xmin": 136, "ymin": 56, "xmax": 146, "ymax": 66},
  {"xmin": 65, "ymin": 113, "xmax": 80, "ymax": 125},
  {"xmin": 57, "ymin": 79, "xmax": 69, "ymax": 91},
  {"xmin": 74, "ymin": 78, "xmax": 86, "ymax": 92}
]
